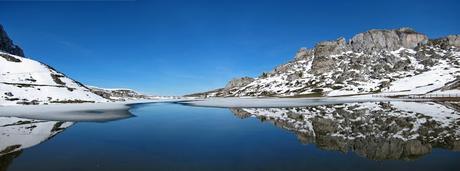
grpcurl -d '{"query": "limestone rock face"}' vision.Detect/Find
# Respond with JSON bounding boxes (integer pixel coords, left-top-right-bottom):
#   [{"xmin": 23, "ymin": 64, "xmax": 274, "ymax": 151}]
[
  {"xmin": 0, "ymin": 25, "xmax": 24, "ymax": 57},
  {"xmin": 294, "ymin": 48, "xmax": 314, "ymax": 60},
  {"xmin": 446, "ymin": 35, "xmax": 460, "ymax": 46},
  {"xmin": 429, "ymin": 35, "xmax": 460, "ymax": 48},
  {"xmin": 314, "ymin": 37, "xmax": 348, "ymax": 57},
  {"xmin": 311, "ymin": 37, "xmax": 348, "ymax": 74},
  {"xmin": 224, "ymin": 77, "xmax": 255, "ymax": 90},
  {"xmin": 350, "ymin": 27, "xmax": 428, "ymax": 52}
]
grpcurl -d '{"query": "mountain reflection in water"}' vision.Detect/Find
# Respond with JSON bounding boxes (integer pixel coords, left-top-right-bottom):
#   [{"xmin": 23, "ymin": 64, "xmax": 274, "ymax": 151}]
[
  {"xmin": 230, "ymin": 101, "xmax": 460, "ymax": 160},
  {"xmin": 0, "ymin": 108, "xmax": 134, "ymax": 171}
]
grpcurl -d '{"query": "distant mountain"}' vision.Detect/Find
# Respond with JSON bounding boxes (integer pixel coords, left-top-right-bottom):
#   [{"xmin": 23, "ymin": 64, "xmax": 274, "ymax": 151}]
[
  {"xmin": 190, "ymin": 28, "xmax": 460, "ymax": 97},
  {"xmin": 88, "ymin": 86, "xmax": 156, "ymax": 101}
]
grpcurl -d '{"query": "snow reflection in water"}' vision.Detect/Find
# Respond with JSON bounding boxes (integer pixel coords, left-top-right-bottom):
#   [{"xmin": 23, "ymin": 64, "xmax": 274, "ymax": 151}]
[
  {"xmin": 229, "ymin": 101, "xmax": 460, "ymax": 160},
  {"xmin": 0, "ymin": 107, "xmax": 134, "ymax": 170}
]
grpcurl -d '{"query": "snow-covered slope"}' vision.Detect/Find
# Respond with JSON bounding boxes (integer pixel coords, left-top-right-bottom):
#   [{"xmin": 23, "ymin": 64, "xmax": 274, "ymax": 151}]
[
  {"xmin": 196, "ymin": 28, "xmax": 460, "ymax": 97},
  {"xmin": 0, "ymin": 52, "xmax": 107, "ymax": 105}
]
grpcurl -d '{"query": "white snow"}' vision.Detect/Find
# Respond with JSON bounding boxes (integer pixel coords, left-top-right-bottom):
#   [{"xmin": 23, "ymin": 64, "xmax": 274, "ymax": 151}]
[
  {"xmin": 178, "ymin": 96, "xmax": 408, "ymax": 108},
  {"xmin": 386, "ymin": 60, "xmax": 460, "ymax": 94},
  {"xmin": 0, "ymin": 52, "xmax": 108, "ymax": 105}
]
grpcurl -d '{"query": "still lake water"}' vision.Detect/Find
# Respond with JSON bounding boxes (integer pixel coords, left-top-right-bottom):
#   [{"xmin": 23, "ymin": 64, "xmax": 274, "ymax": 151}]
[{"xmin": 1, "ymin": 102, "xmax": 460, "ymax": 171}]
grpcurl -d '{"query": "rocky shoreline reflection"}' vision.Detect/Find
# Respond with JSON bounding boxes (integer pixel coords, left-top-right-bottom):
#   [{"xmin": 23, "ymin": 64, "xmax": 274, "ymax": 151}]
[{"xmin": 230, "ymin": 101, "xmax": 460, "ymax": 160}]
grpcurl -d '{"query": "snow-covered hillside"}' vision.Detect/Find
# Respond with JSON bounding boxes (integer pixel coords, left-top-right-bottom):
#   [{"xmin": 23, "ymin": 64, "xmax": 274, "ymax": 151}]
[
  {"xmin": 0, "ymin": 52, "xmax": 108, "ymax": 106},
  {"xmin": 194, "ymin": 28, "xmax": 460, "ymax": 97}
]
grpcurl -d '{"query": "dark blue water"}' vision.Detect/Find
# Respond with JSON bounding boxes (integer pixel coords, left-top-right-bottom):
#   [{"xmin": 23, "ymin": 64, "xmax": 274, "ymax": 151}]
[{"xmin": 2, "ymin": 103, "xmax": 460, "ymax": 171}]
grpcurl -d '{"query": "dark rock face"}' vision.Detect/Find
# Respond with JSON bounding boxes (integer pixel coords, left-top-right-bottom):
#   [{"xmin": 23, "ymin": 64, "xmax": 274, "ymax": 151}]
[{"xmin": 0, "ymin": 25, "xmax": 24, "ymax": 57}]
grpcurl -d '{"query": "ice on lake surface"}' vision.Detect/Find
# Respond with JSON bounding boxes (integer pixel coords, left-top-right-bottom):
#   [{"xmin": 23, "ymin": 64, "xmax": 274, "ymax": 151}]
[{"xmin": 1, "ymin": 101, "xmax": 460, "ymax": 171}]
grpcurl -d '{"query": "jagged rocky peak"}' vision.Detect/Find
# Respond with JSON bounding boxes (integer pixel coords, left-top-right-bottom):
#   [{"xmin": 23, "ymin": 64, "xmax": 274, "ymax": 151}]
[
  {"xmin": 224, "ymin": 77, "xmax": 255, "ymax": 90},
  {"xmin": 0, "ymin": 24, "xmax": 24, "ymax": 57},
  {"xmin": 350, "ymin": 27, "xmax": 428, "ymax": 52},
  {"xmin": 294, "ymin": 47, "xmax": 314, "ymax": 60}
]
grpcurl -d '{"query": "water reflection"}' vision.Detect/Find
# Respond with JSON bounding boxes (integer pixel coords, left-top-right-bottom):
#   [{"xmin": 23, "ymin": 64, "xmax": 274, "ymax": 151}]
[
  {"xmin": 230, "ymin": 101, "xmax": 460, "ymax": 160},
  {"xmin": 0, "ymin": 108, "xmax": 134, "ymax": 171}
]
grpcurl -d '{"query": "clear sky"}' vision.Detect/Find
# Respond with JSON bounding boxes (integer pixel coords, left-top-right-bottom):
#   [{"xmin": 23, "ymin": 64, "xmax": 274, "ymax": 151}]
[{"xmin": 1, "ymin": 0, "xmax": 459, "ymax": 95}]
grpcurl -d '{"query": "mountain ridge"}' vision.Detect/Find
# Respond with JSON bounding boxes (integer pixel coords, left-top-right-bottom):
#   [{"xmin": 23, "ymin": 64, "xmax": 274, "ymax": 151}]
[{"xmin": 189, "ymin": 27, "xmax": 460, "ymax": 97}]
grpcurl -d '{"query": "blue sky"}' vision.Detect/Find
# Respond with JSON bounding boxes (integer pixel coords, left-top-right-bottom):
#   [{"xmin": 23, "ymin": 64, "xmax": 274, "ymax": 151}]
[{"xmin": 1, "ymin": 0, "xmax": 459, "ymax": 95}]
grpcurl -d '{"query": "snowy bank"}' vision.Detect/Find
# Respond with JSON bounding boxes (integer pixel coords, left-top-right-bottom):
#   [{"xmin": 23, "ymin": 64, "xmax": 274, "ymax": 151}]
[{"xmin": 176, "ymin": 96, "xmax": 425, "ymax": 108}]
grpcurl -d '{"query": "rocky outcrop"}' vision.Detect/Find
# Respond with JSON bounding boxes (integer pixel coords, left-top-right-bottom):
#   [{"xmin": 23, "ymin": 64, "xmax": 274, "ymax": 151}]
[
  {"xmin": 88, "ymin": 87, "xmax": 152, "ymax": 101},
  {"xmin": 314, "ymin": 37, "xmax": 349, "ymax": 57},
  {"xmin": 446, "ymin": 35, "xmax": 460, "ymax": 46},
  {"xmin": 224, "ymin": 77, "xmax": 255, "ymax": 90},
  {"xmin": 311, "ymin": 37, "xmax": 349, "ymax": 74},
  {"xmin": 350, "ymin": 27, "xmax": 428, "ymax": 52},
  {"xmin": 427, "ymin": 34, "xmax": 460, "ymax": 48},
  {"xmin": 0, "ymin": 25, "xmax": 24, "ymax": 57},
  {"xmin": 294, "ymin": 48, "xmax": 314, "ymax": 60}
]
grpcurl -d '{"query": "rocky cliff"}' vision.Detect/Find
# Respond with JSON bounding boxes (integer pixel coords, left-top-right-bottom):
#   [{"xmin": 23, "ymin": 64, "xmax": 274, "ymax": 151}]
[
  {"xmin": 0, "ymin": 25, "xmax": 24, "ymax": 57},
  {"xmin": 194, "ymin": 28, "xmax": 460, "ymax": 97}
]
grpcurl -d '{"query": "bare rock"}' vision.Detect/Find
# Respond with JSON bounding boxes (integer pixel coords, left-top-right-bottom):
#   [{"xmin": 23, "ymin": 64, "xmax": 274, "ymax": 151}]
[
  {"xmin": 311, "ymin": 37, "xmax": 348, "ymax": 74},
  {"xmin": 224, "ymin": 77, "xmax": 255, "ymax": 90},
  {"xmin": 428, "ymin": 35, "xmax": 460, "ymax": 48},
  {"xmin": 294, "ymin": 47, "xmax": 314, "ymax": 60},
  {"xmin": 350, "ymin": 27, "xmax": 427, "ymax": 52},
  {"xmin": 0, "ymin": 24, "xmax": 24, "ymax": 57}
]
